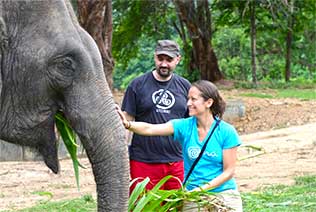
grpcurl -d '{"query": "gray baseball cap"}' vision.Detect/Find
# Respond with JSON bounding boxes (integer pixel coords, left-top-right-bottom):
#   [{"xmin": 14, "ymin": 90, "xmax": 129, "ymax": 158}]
[{"xmin": 155, "ymin": 40, "xmax": 180, "ymax": 58}]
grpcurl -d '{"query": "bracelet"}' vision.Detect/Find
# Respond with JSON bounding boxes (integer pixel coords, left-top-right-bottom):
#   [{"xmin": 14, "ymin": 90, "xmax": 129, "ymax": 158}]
[{"xmin": 125, "ymin": 121, "xmax": 131, "ymax": 129}]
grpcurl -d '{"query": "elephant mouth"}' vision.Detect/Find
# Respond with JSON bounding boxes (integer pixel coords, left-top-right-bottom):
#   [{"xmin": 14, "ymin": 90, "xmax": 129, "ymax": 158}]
[
  {"xmin": 29, "ymin": 114, "xmax": 60, "ymax": 173},
  {"xmin": 4, "ymin": 112, "xmax": 60, "ymax": 173}
]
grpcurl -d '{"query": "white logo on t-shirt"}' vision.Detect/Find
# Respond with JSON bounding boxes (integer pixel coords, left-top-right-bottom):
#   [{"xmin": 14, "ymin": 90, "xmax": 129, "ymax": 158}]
[
  {"xmin": 188, "ymin": 147, "xmax": 218, "ymax": 159},
  {"xmin": 188, "ymin": 147, "xmax": 200, "ymax": 159},
  {"xmin": 152, "ymin": 89, "xmax": 175, "ymax": 110}
]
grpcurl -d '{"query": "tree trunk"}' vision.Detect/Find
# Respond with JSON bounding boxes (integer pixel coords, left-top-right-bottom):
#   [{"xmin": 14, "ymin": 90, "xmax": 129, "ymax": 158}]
[
  {"xmin": 285, "ymin": 0, "xmax": 294, "ymax": 82},
  {"xmin": 250, "ymin": 0, "xmax": 257, "ymax": 86},
  {"xmin": 77, "ymin": 0, "xmax": 114, "ymax": 90},
  {"xmin": 174, "ymin": 0, "xmax": 223, "ymax": 82}
]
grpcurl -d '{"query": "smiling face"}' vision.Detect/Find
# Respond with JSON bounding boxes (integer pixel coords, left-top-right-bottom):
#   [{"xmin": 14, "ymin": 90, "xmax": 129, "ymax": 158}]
[
  {"xmin": 154, "ymin": 54, "xmax": 180, "ymax": 79},
  {"xmin": 187, "ymin": 86, "xmax": 213, "ymax": 117}
]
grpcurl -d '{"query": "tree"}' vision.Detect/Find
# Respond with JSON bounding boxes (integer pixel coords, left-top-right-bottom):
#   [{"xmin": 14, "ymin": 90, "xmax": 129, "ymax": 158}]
[
  {"xmin": 284, "ymin": 0, "xmax": 294, "ymax": 82},
  {"xmin": 250, "ymin": 0, "xmax": 258, "ymax": 85},
  {"xmin": 111, "ymin": 0, "xmax": 315, "ymax": 87},
  {"xmin": 112, "ymin": 0, "xmax": 224, "ymax": 83},
  {"xmin": 215, "ymin": 0, "xmax": 261, "ymax": 84},
  {"xmin": 77, "ymin": 0, "xmax": 114, "ymax": 89},
  {"xmin": 173, "ymin": 0, "xmax": 223, "ymax": 82}
]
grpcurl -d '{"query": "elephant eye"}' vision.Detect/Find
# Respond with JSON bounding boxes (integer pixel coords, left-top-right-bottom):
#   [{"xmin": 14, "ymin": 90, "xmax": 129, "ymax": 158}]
[
  {"xmin": 47, "ymin": 56, "xmax": 77, "ymax": 89},
  {"xmin": 62, "ymin": 58, "xmax": 72, "ymax": 68},
  {"xmin": 58, "ymin": 57, "xmax": 75, "ymax": 71}
]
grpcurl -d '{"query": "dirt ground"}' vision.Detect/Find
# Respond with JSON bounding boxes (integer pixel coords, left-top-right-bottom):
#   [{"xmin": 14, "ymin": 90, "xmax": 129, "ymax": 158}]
[{"xmin": 0, "ymin": 89, "xmax": 316, "ymax": 211}]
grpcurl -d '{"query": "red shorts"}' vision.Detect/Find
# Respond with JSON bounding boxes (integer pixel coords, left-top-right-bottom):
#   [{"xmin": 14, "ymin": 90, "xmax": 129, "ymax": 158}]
[{"xmin": 129, "ymin": 160, "xmax": 184, "ymax": 194}]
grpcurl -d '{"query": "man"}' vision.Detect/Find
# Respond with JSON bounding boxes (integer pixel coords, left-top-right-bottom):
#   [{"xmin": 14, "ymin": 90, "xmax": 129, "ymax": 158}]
[{"xmin": 121, "ymin": 40, "xmax": 191, "ymax": 192}]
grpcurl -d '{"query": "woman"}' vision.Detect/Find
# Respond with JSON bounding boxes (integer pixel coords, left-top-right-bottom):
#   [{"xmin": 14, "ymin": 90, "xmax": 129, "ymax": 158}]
[{"xmin": 117, "ymin": 80, "xmax": 242, "ymax": 212}]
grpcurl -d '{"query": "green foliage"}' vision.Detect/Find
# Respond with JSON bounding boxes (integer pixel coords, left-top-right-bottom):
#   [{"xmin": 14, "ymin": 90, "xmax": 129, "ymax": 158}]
[
  {"xmin": 128, "ymin": 176, "xmax": 227, "ymax": 212},
  {"xmin": 113, "ymin": 39, "xmax": 155, "ymax": 89},
  {"xmin": 240, "ymin": 93, "xmax": 274, "ymax": 99},
  {"xmin": 55, "ymin": 112, "xmax": 85, "ymax": 191},
  {"xmin": 112, "ymin": 0, "xmax": 196, "ymax": 89},
  {"xmin": 31, "ymin": 191, "xmax": 53, "ymax": 204},
  {"xmin": 235, "ymin": 79, "xmax": 316, "ymax": 90},
  {"xmin": 112, "ymin": 0, "xmax": 176, "ymax": 69},
  {"xmin": 180, "ymin": 67, "xmax": 201, "ymax": 83},
  {"xmin": 113, "ymin": 35, "xmax": 189, "ymax": 90},
  {"xmin": 234, "ymin": 81, "xmax": 260, "ymax": 89},
  {"xmin": 7, "ymin": 175, "xmax": 316, "ymax": 212},
  {"xmin": 243, "ymin": 175, "xmax": 316, "ymax": 212},
  {"xmin": 82, "ymin": 194, "xmax": 94, "ymax": 203},
  {"xmin": 276, "ymin": 89, "xmax": 316, "ymax": 100},
  {"xmin": 128, "ymin": 176, "xmax": 184, "ymax": 212},
  {"xmin": 7, "ymin": 195, "xmax": 96, "ymax": 212},
  {"xmin": 239, "ymin": 87, "xmax": 315, "ymax": 100},
  {"xmin": 211, "ymin": 0, "xmax": 315, "ymax": 83},
  {"xmin": 112, "ymin": 0, "xmax": 315, "ymax": 88},
  {"xmin": 219, "ymin": 57, "xmax": 247, "ymax": 80}
]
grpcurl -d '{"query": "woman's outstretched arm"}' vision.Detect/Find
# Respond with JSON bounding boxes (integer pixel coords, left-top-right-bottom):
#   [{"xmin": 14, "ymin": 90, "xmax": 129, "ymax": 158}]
[{"xmin": 116, "ymin": 105, "xmax": 174, "ymax": 136}]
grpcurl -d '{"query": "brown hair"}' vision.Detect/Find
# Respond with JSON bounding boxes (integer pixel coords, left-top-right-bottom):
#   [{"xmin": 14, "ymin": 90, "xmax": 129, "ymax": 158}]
[{"xmin": 191, "ymin": 80, "xmax": 226, "ymax": 118}]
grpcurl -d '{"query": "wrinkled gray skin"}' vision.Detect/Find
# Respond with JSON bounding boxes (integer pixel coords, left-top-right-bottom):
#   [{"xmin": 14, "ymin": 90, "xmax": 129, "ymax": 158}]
[{"xmin": 0, "ymin": 1, "xmax": 129, "ymax": 211}]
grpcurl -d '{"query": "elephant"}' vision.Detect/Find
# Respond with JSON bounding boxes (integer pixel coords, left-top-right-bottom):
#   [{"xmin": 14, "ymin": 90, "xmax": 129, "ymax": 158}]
[{"xmin": 0, "ymin": 0, "xmax": 129, "ymax": 211}]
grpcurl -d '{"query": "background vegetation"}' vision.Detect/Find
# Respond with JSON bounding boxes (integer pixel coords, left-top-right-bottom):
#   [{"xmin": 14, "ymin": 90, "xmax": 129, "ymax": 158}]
[
  {"xmin": 71, "ymin": 0, "xmax": 316, "ymax": 90},
  {"xmin": 111, "ymin": 0, "xmax": 315, "ymax": 89}
]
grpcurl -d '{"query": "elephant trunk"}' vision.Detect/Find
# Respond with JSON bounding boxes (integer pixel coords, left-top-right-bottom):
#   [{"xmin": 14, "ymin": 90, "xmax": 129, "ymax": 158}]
[{"xmin": 65, "ymin": 96, "xmax": 129, "ymax": 211}]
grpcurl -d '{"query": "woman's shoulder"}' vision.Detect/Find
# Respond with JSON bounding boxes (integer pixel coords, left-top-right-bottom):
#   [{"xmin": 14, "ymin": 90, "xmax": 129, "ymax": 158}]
[
  {"xmin": 171, "ymin": 117, "xmax": 196, "ymax": 140},
  {"xmin": 218, "ymin": 119, "xmax": 238, "ymax": 133},
  {"xmin": 172, "ymin": 116, "xmax": 195, "ymax": 124},
  {"xmin": 218, "ymin": 119, "xmax": 242, "ymax": 147}
]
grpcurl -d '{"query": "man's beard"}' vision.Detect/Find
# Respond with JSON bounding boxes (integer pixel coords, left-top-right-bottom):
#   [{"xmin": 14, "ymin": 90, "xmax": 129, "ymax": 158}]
[{"xmin": 156, "ymin": 67, "xmax": 172, "ymax": 78}]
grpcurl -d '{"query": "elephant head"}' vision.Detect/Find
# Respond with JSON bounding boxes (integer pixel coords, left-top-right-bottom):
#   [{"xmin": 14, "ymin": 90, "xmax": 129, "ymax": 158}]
[{"xmin": 0, "ymin": 1, "xmax": 129, "ymax": 211}]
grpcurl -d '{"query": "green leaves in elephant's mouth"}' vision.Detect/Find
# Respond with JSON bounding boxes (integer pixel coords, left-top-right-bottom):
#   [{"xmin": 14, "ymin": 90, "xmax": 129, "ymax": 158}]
[{"xmin": 55, "ymin": 111, "xmax": 86, "ymax": 190}]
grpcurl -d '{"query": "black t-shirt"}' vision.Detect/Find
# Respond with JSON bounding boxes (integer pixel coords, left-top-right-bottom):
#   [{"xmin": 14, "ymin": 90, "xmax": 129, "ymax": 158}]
[{"xmin": 122, "ymin": 71, "xmax": 191, "ymax": 163}]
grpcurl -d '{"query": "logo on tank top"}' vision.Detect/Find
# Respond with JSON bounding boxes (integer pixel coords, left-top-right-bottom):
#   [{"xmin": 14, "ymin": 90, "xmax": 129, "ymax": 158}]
[{"xmin": 152, "ymin": 89, "xmax": 175, "ymax": 110}]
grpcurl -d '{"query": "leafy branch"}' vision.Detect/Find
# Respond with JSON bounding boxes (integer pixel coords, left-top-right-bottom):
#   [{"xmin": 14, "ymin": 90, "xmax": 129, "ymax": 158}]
[{"xmin": 55, "ymin": 111, "xmax": 85, "ymax": 190}]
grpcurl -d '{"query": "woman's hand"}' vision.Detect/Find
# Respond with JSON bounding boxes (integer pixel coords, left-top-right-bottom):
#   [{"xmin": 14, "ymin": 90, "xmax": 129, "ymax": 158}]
[
  {"xmin": 115, "ymin": 104, "xmax": 131, "ymax": 129},
  {"xmin": 115, "ymin": 104, "xmax": 174, "ymax": 136}
]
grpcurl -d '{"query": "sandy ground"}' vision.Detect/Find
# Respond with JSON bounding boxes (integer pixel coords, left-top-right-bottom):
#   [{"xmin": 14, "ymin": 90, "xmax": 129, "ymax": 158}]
[
  {"xmin": 0, "ymin": 90, "xmax": 316, "ymax": 211},
  {"xmin": 237, "ymin": 123, "xmax": 316, "ymax": 192}
]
